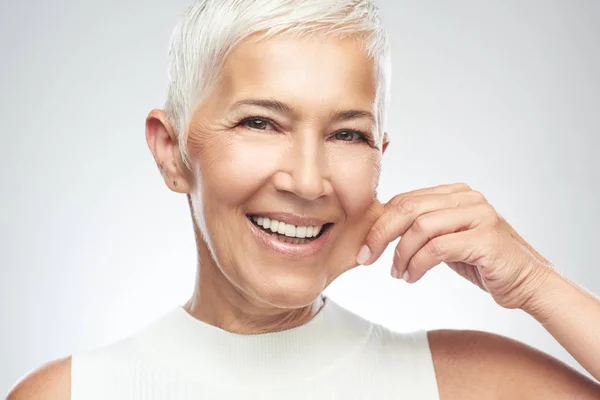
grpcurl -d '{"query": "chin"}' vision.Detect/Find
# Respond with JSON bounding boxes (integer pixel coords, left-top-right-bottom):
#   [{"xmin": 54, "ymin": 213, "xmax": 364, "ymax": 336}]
[{"xmin": 245, "ymin": 274, "xmax": 325, "ymax": 310}]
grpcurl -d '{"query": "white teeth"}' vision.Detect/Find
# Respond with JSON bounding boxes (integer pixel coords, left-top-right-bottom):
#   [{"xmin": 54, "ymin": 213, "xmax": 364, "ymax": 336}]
[
  {"xmin": 296, "ymin": 226, "xmax": 306, "ymax": 238},
  {"xmin": 250, "ymin": 215, "xmax": 325, "ymax": 239},
  {"xmin": 277, "ymin": 222, "xmax": 287, "ymax": 235},
  {"xmin": 285, "ymin": 224, "xmax": 296, "ymax": 237},
  {"xmin": 262, "ymin": 218, "xmax": 271, "ymax": 229}
]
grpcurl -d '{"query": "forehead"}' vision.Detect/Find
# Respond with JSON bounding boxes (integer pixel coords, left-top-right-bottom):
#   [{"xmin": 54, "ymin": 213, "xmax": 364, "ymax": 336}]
[{"xmin": 217, "ymin": 33, "xmax": 377, "ymax": 112}]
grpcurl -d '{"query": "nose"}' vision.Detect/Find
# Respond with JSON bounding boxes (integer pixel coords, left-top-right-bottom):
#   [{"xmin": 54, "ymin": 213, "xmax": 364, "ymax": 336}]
[{"xmin": 272, "ymin": 133, "xmax": 333, "ymax": 200}]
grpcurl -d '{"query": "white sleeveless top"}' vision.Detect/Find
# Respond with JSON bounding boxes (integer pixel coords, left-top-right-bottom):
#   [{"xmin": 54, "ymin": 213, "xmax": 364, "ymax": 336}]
[{"xmin": 71, "ymin": 297, "xmax": 440, "ymax": 399}]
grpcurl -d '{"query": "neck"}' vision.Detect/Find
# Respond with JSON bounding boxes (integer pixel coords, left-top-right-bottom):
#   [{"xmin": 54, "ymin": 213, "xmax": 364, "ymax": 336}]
[{"xmin": 184, "ymin": 223, "xmax": 324, "ymax": 335}]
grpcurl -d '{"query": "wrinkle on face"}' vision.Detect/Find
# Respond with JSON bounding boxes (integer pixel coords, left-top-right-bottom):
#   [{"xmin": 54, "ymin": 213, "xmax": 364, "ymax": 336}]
[{"xmin": 182, "ymin": 32, "xmax": 386, "ymax": 332}]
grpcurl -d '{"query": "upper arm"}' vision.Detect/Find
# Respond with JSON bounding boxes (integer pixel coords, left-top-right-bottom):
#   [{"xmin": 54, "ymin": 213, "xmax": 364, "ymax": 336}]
[
  {"xmin": 428, "ymin": 329, "xmax": 600, "ymax": 400},
  {"xmin": 7, "ymin": 356, "xmax": 71, "ymax": 400}
]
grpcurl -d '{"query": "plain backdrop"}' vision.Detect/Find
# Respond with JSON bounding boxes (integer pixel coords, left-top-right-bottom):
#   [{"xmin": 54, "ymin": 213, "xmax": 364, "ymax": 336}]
[{"xmin": 1, "ymin": 0, "xmax": 599, "ymax": 394}]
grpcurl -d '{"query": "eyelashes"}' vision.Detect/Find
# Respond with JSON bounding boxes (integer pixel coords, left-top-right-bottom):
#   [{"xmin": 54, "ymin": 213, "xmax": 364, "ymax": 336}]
[
  {"xmin": 240, "ymin": 117, "xmax": 275, "ymax": 132},
  {"xmin": 235, "ymin": 115, "xmax": 374, "ymax": 146}
]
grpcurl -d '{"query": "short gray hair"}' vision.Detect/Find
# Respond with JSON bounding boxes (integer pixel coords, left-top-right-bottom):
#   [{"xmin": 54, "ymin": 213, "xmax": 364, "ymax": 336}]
[{"xmin": 164, "ymin": 0, "xmax": 391, "ymax": 169}]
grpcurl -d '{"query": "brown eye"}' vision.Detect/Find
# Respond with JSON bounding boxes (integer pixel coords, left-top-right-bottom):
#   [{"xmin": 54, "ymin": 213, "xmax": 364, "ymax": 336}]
[
  {"xmin": 245, "ymin": 118, "xmax": 271, "ymax": 130},
  {"xmin": 334, "ymin": 130, "xmax": 365, "ymax": 142}
]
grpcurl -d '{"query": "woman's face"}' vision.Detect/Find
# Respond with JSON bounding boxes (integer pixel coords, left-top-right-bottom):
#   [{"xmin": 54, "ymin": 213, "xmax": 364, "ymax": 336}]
[{"xmin": 186, "ymin": 33, "xmax": 388, "ymax": 308}]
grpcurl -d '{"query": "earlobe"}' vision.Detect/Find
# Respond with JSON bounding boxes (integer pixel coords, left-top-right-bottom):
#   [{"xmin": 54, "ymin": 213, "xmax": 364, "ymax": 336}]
[{"xmin": 145, "ymin": 109, "xmax": 193, "ymax": 194}]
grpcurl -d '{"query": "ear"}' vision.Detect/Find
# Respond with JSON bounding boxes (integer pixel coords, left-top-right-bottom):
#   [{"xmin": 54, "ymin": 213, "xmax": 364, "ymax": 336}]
[
  {"xmin": 381, "ymin": 131, "xmax": 390, "ymax": 154},
  {"xmin": 145, "ymin": 109, "xmax": 193, "ymax": 194}
]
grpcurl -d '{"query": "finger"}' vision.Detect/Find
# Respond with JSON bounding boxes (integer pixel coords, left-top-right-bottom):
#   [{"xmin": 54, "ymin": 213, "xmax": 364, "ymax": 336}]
[
  {"xmin": 392, "ymin": 203, "xmax": 498, "ymax": 278},
  {"xmin": 343, "ymin": 199, "xmax": 385, "ymax": 273},
  {"xmin": 402, "ymin": 228, "xmax": 491, "ymax": 283},
  {"xmin": 358, "ymin": 189, "xmax": 485, "ymax": 265},
  {"xmin": 390, "ymin": 182, "xmax": 473, "ymax": 202}
]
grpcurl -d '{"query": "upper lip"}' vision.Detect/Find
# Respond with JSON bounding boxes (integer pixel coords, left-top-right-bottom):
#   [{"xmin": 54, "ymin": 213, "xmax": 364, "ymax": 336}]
[{"xmin": 248, "ymin": 212, "xmax": 332, "ymax": 227}]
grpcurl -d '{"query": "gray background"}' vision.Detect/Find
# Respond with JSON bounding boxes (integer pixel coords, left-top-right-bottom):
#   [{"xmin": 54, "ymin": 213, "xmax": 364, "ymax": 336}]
[{"xmin": 1, "ymin": 0, "xmax": 599, "ymax": 393}]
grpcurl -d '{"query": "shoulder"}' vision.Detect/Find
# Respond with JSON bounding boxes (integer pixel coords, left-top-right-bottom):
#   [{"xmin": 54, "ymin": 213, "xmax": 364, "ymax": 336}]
[
  {"xmin": 427, "ymin": 329, "xmax": 600, "ymax": 400},
  {"xmin": 7, "ymin": 357, "xmax": 71, "ymax": 400}
]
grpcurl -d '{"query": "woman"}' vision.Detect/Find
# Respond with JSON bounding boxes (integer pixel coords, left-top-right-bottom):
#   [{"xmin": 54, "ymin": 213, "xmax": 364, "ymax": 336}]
[{"xmin": 8, "ymin": 0, "xmax": 600, "ymax": 398}]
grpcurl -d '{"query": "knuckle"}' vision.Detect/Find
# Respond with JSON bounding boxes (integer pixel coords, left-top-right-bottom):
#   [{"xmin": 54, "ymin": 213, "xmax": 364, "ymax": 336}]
[
  {"xmin": 471, "ymin": 190, "xmax": 487, "ymax": 203},
  {"xmin": 455, "ymin": 182, "xmax": 471, "ymax": 191},
  {"xmin": 396, "ymin": 197, "xmax": 419, "ymax": 215},
  {"xmin": 449, "ymin": 192, "xmax": 464, "ymax": 208},
  {"xmin": 480, "ymin": 203, "xmax": 499, "ymax": 223},
  {"xmin": 428, "ymin": 238, "xmax": 446, "ymax": 258},
  {"xmin": 412, "ymin": 215, "xmax": 430, "ymax": 234},
  {"xmin": 389, "ymin": 194, "xmax": 405, "ymax": 207}
]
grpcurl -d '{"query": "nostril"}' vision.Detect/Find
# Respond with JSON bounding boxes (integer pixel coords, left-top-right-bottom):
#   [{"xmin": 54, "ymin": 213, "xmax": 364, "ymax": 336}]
[
  {"xmin": 271, "ymin": 168, "xmax": 330, "ymax": 201},
  {"xmin": 293, "ymin": 178, "xmax": 327, "ymax": 201}
]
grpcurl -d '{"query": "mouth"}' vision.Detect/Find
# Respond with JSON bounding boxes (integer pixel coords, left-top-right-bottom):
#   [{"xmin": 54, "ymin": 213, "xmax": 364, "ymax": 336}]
[
  {"xmin": 245, "ymin": 213, "xmax": 334, "ymax": 258},
  {"xmin": 247, "ymin": 215, "xmax": 333, "ymax": 245}
]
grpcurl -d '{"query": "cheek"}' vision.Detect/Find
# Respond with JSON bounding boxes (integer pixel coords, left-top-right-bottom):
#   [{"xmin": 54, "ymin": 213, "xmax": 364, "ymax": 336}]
[
  {"xmin": 189, "ymin": 132, "xmax": 283, "ymax": 206},
  {"xmin": 330, "ymin": 150, "xmax": 381, "ymax": 216}
]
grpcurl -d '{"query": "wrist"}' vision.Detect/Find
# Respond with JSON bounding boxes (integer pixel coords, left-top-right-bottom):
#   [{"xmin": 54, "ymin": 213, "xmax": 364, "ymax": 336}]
[{"xmin": 520, "ymin": 267, "xmax": 567, "ymax": 324}]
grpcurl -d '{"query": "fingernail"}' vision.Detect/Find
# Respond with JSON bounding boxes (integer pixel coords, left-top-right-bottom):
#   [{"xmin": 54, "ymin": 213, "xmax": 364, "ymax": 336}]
[
  {"xmin": 357, "ymin": 245, "xmax": 372, "ymax": 265},
  {"xmin": 391, "ymin": 267, "xmax": 399, "ymax": 279},
  {"xmin": 402, "ymin": 271, "xmax": 410, "ymax": 282}
]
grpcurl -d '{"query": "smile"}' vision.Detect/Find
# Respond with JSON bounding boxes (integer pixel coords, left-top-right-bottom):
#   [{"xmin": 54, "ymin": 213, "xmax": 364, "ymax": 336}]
[
  {"xmin": 250, "ymin": 215, "xmax": 328, "ymax": 242},
  {"xmin": 246, "ymin": 214, "xmax": 334, "ymax": 258}
]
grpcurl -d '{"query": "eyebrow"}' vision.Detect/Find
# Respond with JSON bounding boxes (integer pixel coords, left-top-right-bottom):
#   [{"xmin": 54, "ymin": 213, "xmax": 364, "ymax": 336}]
[{"xmin": 230, "ymin": 98, "xmax": 375, "ymax": 123}]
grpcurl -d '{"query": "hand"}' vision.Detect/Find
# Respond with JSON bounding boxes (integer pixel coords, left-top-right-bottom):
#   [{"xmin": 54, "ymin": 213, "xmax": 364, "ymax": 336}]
[{"xmin": 357, "ymin": 182, "xmax": 557, "ymax": 310}]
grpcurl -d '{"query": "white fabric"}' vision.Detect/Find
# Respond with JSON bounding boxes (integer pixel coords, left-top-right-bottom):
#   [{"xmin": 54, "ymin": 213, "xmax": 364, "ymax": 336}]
[{"xmin": 71, "ymin": 296, "xmax": 440, "ymax": 399}]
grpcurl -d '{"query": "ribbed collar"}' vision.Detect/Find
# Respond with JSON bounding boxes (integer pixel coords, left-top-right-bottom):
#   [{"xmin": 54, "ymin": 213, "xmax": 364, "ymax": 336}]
[{"xmin": 133, "ymin": 296, "xmax": 373, "ymax": 389}]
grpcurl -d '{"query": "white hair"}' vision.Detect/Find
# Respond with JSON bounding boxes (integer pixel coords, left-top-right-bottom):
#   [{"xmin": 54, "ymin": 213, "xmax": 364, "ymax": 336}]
[{"xmin": 164, "ymin": 0, "xmax": 392, "ymax": 169}]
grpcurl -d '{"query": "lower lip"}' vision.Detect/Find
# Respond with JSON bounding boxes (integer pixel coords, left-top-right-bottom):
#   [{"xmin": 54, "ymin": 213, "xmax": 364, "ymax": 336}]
[{"xmin": 246, "ymin": 218, "xmax": 332, "ymax": 259}]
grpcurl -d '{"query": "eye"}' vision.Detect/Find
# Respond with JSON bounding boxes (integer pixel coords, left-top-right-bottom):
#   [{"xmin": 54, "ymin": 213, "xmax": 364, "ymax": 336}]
[
  {"xmin": 333, "ymin": 130, "xmax": 368, "ymax": 143},
  {"xmin": 240, "ymin": 117, "xmax": 274, "ymax": 131}
]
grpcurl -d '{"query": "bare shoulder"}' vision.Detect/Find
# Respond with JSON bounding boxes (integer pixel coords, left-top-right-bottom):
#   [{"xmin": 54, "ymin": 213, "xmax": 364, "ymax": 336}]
[
  {"xmin": 427, "ymin": 329, "xmax": 600, "ymax": 400},
  {"xmin": 7, "ymin": 357, "xmax": 71, "ymax": 400}
]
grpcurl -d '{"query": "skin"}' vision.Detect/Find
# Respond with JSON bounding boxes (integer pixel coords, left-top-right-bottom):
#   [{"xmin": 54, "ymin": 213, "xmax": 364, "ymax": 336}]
[
  {"xmin": 160, "ymin": 32, "xmax": 387, "ymax": 334},
  {"xmin": 8, "ymin": 33, "xmax": 600, "ymax": 399}
]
